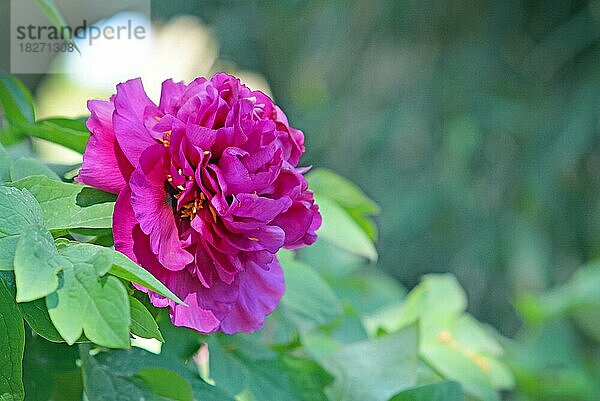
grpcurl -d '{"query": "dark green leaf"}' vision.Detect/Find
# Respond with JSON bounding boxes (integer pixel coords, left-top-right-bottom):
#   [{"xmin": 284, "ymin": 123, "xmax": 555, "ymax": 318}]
[
  {"xmin": 0, "ymin": 271, "xmax": 64, "ymax": 343},
  {"xmin": 136, "ymin": 368, "xmax": 193, "ymax": 401},
  {"xmin": 283, "ymin": 356, "xmax": 333, "ymax": 401},
  {"xmin": 389, "ymin": 381, "xmax": 465, "ymax": 401},
  {"xmin": 208, "ymin": 334, "xmax": 301, "ymax": 401},
  {"xmin": 80, "ymin": 345, "xmax": 234, "ymax": 401},
  {"xmin": 0, "ymin": 72, "xmax": 35, "ymax": 127},
  {"xmin": 0, "ymin": 186, "xmax": 44, "ymax": 270},
  {"xmin": 0, "ymin": 276, "xmax": 25, "ymax": 401},
  {"xmin": 130, "ymin": 296, "xmax": 164, "ymax": 342},
  {"xmin": 27, "ymin": 118, "xmax": 89, "ymax": 154}
]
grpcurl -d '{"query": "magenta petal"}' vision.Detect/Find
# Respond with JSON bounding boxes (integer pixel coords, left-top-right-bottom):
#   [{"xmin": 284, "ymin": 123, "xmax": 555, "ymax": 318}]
[
  {"xmin": 130, "ymin": 145, "xmax": 194, "ymax": 271},
  {"xmin": 112, "ymin": 187, "xmax": 137, "ymax": 259},
  {"xmin": 159, "ymin": 79, "xmax": 186, "ymax": 114},
  {"xmin": 220, "ymin": 257, "xmax": 284, "ymax": 333},
  {"xmin": 113, "ymin": 78, "xmax": 160, "ymax": 166},
  {"xmin": 77, "ymin": 100, "xmax": 131, "ymax": 193}
]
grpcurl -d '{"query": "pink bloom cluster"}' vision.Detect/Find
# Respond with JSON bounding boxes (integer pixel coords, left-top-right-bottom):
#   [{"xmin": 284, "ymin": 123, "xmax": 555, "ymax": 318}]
[{"xmin": 77, "ymin": 73, "xmax": 320, "ymax": 333}]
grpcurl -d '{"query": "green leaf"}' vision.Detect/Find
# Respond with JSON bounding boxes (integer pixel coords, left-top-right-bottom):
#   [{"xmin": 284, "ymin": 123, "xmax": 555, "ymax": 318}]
[
  {"xmin": 321, "ymin": 323, "xmax": 419, "ymax": 401},
  {"xmin": 307, "ymin": 168, "xmax": 380, "ymax": 214},
  {"xmin": 389, "ymin": 381, "xmax": 465, "ymax": 401},
  {"xmin": 0, "ymin": 72, "xmax": 35, "ymax": 127},
  {"xmin": 421, "ymin": 344, "xmax": 499, "ymax": 401},
  {"xmin": 0, "ymin": 276, "xmax": 25, "ymax": 401},
  {"xmin": 135, "ymin": 368, "xmax": 193, "ymax": 401},
  {"xmin": 316, "ymin": 196, "xmax": 378, "ymax": 262},
  {"xmin": 79, "ymin": 345, "xmax": 234, "ymax": 401},
  {"xmin": 130, "ymin": 296, "xmax": 164, "ymax": 342},
  {"xmin": 46, "ymin": 243, "xmax": 130, "ymax": 348},
  {"xmin": 10, "ymin": 157, "xmax": 60, "ymax": 181},
  {"xmin": 0, "ymin": 186, "xmax": 44, "ymax": 270},
  {"xmin": 0, "ymin": 271, "xmax": 64, "ymax": 343},
  {"xmin": 208, "ymin": 334, "xmax": 304, "ymax": 401},
  {"xmin": 110, "ymin": 251, "xmax": 185, "ymax": 305},
  {"xmin": 0, "ymin": 143, "xmax": 12, "ymax": 183},
  {"xmin": 279, "ymin": 252, "xmax": 342, "ymax": 331},
  {"xmin": 308, "ymin": 168, "xmax": 380, "ymax": 241},
  {"xmin": 13, "ymin": 225, "xmax": 63, "ymax": 302},
  {"xmin": 27, "ymin": 118, "xmax": 89, "ymax": 154},
  {"xmin": 33, "ymin": 0, "xmax": 80, "ymax": 54},
  {"xmin": 282, "ymin": 356, "xmax": 333, "ymax": 401},
  {"xmin": 377, "ymin": 274, "xmax": 512, "ymax": 400},
  {"xmin": 9, "ymin": 175, "xmax": 114, "ymax": 231}
]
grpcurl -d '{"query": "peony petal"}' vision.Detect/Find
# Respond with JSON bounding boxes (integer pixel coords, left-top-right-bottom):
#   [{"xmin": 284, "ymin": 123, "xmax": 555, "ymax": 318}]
[
  {"xmin": 113, "ymin": 78, "xmax": 160, "ymax": 166},
  {"xmin": 76, "ymin": 100, "xmax": 132, "ymax": 193},
  {"xmin": 159, "ymin": 79, "xmax": 187, "ymax": 114},
  {"xmin": 130, "ymin": 145, "xmax": 194, "ymax": 271},
  {"xmin": 219, "ymin": 257, "xmax": 284, "ymax": 334}
]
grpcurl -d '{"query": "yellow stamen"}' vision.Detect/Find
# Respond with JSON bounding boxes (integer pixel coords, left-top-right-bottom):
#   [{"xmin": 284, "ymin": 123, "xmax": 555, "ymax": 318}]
[{"xmin": 248, "ymin": 237, "xmax": 259, "ymax": 242}]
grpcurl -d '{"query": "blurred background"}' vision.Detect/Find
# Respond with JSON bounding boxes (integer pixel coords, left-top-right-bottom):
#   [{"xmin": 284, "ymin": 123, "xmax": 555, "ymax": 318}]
[{"xmin": 2, "ymin": 1, "xmax": 600, "ymax": 399}]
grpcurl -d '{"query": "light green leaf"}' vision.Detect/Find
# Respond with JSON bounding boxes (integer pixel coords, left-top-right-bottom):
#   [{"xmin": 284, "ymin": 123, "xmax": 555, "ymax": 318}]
[
  {"xmin": 322, "ymin": 324, "xmax": 419, "ymax": 401},
  {"xmin": 279, "ymin": 252, "xmax": 342, "ymax": 331},
  {"xmin": 13, "ymin": 225, "xmax": 63, "ymax": 302},
  {"xmin": 136, "ymin": 367, "xmax": 193, "ymax": 401},
  {"xmin": 308, "ymin": 169, "xmax": 379, "ymax": 241},
  {"xmin": 421, "ymin": 344, "xmax": 498, "ymax": 401},
  {"xmin": 27, "ymin": 118, "xmax": 89, "ymax": 154},
  {"xmin": 307, "ymin": 168, "xmax": 380, "ymax": 214},
  {"xmin": 379, "ymin": 274, "xmax": 512, "ymax": 400},
  {"xmin": 46, "ymin": 243, "xmax": 130, "ymax": 348},
  {"xmin": 0, "ymin": 186, "xmax": 44, "ymax": 270},
  {"xmin": 10, "ymin": 157, "xmax": 60, "ymax": 181},
  {"xmin": 110, "ymin": 251, "xmax": 185, "ymax": 305},
  {"xmin": 9, "ymin": 175, "xmax": 114, "ymax": 230},
  {"xmin": 389, "ymin": 381, "xmax": 465, "ymax": 401},
  {"xmin": 130, "ymin": 296, "xmax": 164, "ymax": 342},
  {"xmin": 0, "ymin": 143, "xmax": 12, "ymax": 183},
  {"xmin": 0, "ymin": 277, "xmax": 25, "ymax": 401},
  {"xmin": 316, "ymin": 196, "xmax": 378, "ymax": 262}
]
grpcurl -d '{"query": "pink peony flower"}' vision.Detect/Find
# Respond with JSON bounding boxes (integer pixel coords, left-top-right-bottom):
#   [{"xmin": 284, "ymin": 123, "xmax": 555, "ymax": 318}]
[{"xmin": 77, "ymin": 73, "xmax": 320, "ymax": 333}]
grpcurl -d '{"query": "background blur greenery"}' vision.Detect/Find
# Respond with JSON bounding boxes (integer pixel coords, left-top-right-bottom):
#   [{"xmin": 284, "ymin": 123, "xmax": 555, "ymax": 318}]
[{"xmin": 3, "ymin": 0, "xmax": 600, "ymax": 399}]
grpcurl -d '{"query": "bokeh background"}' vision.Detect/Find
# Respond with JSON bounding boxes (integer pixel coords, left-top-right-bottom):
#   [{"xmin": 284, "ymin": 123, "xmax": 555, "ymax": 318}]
[{"xmin": 3, "ymin": 1, "xmax": 600, "ymax": 399}]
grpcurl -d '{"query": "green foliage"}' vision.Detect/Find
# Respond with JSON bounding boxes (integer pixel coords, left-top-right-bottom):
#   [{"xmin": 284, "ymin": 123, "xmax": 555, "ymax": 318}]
[
  {"xmin": 26, "ymin": 118, "xmax": 89, "ymax": 154},
  {"xmin": 130, "ymin": 296, "xmax": 165, "ymax": 342},
  {"xmin": 322, "ymin": 324, "xmax": 419, "ymax": 401},
  {"xmin": 0, "ymin": 278, "xmax": 25, "ymax": 401},
  {"xmin": 10, "ymin": 158, "xmax": 60, "ymax": 182},
  {"xmin": 9, "ymin": 176, "xmax": 114, "ymax": 231},
  {"xmin": 0, "ymin": 187, "xmax": 44, "ymax": 270},
  {"xmin": 389, "ymin": 381, "xmax": 465, "ymax": 401},
  {"xmin": 110, "ymin": 251, "xmax": 185, "ymax": 305}
]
